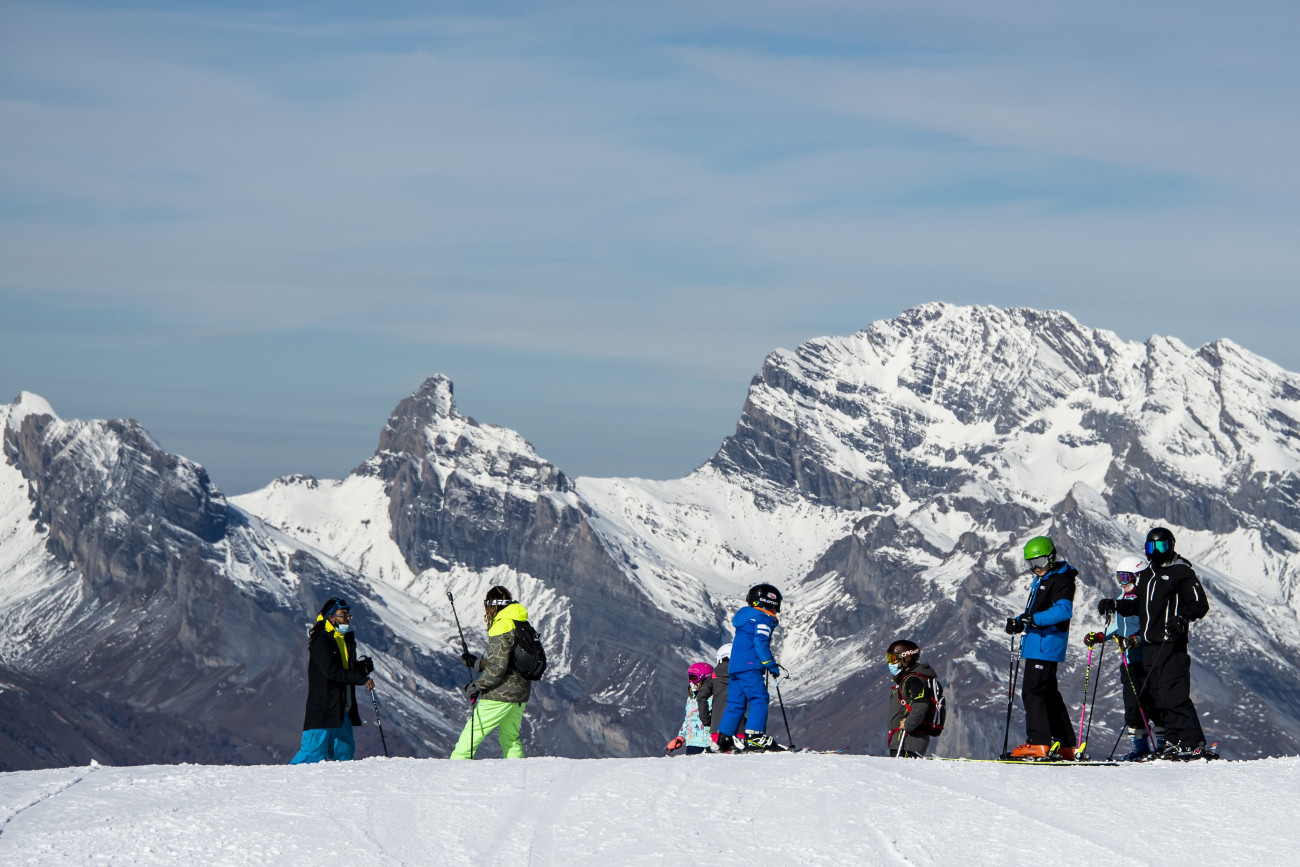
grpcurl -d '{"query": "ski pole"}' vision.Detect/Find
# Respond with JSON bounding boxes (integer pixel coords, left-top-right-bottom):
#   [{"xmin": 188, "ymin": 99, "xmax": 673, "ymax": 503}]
[
  {"xmin": 447, "ymin": 591, "xmax": 470, "ymax": 656},
  {"xmin": 449, "ymin": 592, "xmax": 484, "ymax": 759},
  {"xmin": 772, "ymin": 669, "xmax": 796, "ymax": 751},
  {"xmin": 1081, "ymin": 636, "xmax": 1105, "ymax": 755},
  {"xmin": 1001, "ymin": 632, "xmax": 1021, "ymax": 759},
  {"xmin": 1076, "ymin": 642, "xmax": 1095, "ymax": 750},
  {"xmin": 1108, "ymin": 635, "xmax": 1156, "ymax": 758},
  {"xmin": 369, "ymin": 684, "xmax": 390, "ymax": 758}
]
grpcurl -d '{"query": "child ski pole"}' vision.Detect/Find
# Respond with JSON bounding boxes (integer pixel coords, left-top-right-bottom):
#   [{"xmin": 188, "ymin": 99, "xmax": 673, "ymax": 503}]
[
  {"xmin": 772, "ymin": 667, "xmax": 796, "ymax": 751},
  {"xmin": 1076, "ymin": 642, "xmax": 1095, "ymax": 751},
  {"xmin": 1001, "ymin": 632, "xmax": 1021, "ymax": 759},
  {"xmin": 1081, "ymin": 628, "xmax": 1107, "ymax": 755}
]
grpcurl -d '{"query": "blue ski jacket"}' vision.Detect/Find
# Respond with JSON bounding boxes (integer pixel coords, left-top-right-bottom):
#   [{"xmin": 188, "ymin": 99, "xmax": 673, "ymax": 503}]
[
  {"xmin": 729, "ymin": 606, "xmax": 779, "ymax": 675},
  {"xmin": 1019, "ymin": 562, "xmax": 1076, "ymax": 663}
]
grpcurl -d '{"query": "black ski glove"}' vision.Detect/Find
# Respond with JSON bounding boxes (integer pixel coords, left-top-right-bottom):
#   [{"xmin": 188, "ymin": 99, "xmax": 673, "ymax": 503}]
[
  {"xmin": 1166, "ymin": 615, "xmax": 1189, "ymax": 637},
  {"xmin": 1083, "ymin": 632, "xmax": 1105, "ymax": 647},
  {"xmin": 1097, "ymin": 598, "xmax": 1117, "ymax": 616},
  {"xmin": 461, "ymin": 651, "xmax": 478, "ymax": 668},
  {"xmin": 1005, "ymin": 617, "xmax": 1025, "ymax": 635},
  {"xmin": 357, "ymin": 656, "xmax": 375, "ymax": 676}
]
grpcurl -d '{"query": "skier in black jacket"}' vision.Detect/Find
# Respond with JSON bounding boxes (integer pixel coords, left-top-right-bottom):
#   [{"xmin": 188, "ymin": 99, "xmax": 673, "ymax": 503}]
[
  {"xmin": 885, "ymin": 639, "xmax": 939, "ymax": 758},
  {"xmin": 290, "ymin": 597, "xmax": 375, "ymax": 764},
  {"xmin": 1099, "ymin": 528, "xmax": 1211, "ymax": 759}
]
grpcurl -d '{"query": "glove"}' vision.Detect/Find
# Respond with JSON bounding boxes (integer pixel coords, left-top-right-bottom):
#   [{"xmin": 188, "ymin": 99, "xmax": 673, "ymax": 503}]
[
  {"xmin": 763, "ymin": 662, "xmax": 781, "ymax": 679},
  {"xmin": 1083, "ymin": 632, "xmax": 1105, "ymax": 647},
  {"xmin": 464, "ymin": 682, "xmax": 481, "ymax": 702},
  {"xmin": 1166, "ymin": 615, "xmax": 1189, "ymax": 636},
  {"xmin": 461, "ymin": 651, "xmax": 478, "ymax": 668},
  {"xmin": 666, "ymin": 737, "xmax": 685, "ymax": 752},
  {"xmin": 1097, "ymin": 598, "xmax": 1117, "ymax": 615},
  {"xmin": 1004, "ymin": 617, "xmax": 1025, "ymax": 635},
  {"xmin": 357, "ymin": 656, "xmax": 375, "ymax": 676}
]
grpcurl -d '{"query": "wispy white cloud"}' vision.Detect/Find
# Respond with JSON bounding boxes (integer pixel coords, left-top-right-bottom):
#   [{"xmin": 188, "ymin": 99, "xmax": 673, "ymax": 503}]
[{"xmin": 2, "ymin": 1, "xmax": 1299, "ymax": 483}]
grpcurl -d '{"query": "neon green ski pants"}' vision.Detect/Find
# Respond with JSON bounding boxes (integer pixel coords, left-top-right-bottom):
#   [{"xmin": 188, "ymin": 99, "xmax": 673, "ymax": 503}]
[{"xmin": 450, "ymin": 699, "xmax": 527, "ymax": 759}]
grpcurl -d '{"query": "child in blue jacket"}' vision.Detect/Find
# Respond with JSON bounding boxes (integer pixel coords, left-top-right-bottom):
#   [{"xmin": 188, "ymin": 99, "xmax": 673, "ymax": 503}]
[
  {"xmin": 716, "ymin": 584, "xmax": 784, "ymax": 752},
  {"xmin": 1004, "ymin": 536, "xmax": 1077, "ymax": 759}
]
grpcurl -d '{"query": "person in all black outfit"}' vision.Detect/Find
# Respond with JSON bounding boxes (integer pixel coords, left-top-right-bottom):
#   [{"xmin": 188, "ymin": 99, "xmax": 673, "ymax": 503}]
[
  {"xmin": 290, "ymin": 597, "xmax": 375, "ymax": 764},
  {"xmin": 1099, "ymin": 527, "xmax": 1211, "ymax": 760}
]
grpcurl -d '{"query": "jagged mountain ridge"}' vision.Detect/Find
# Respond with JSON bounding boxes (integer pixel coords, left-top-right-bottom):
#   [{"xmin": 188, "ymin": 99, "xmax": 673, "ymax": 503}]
[
  {"xmin": 581, "ymin": 304, "xmax": 1300, "ymax": 757},
  {"xmin": 240, "ymin": 304, "xmax": 1300, "ymax": 759},
  {"xmin": 4, "ymin": 303, "xmax": 1300, "ymax": 767}
]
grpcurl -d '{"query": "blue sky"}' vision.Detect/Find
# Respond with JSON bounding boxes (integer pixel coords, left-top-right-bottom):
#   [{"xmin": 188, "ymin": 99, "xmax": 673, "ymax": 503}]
[{"xmin": 3, "ymin": 1, "xmax": 1299, "ymax": 493}]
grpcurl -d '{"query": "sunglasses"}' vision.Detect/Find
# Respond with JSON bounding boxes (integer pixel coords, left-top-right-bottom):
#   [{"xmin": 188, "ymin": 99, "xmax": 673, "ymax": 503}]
[
  {"xmin": 1026, "ymin": 555, "xmax": 1053, "ymax": 569},
  {"xmin": 1146, "ymin": 539, "xmax": 1172, "ymax": 555}
]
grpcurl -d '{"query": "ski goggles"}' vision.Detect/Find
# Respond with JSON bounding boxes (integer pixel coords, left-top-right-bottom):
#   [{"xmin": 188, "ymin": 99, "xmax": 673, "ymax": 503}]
[
  {"xmin": 325, "ymin": 598, "xmax": 351, "ymax": 616},
  {"xmin": 688, "ymin": 672, "xmax": 711, "ymax": 684},
  {"xmin": 885, "ymin": 650, "xmax": 918, "ymax": 664},
  {"xmin": 1116, "ymin": 571, "xmax": 1139, "ymax": 584},
  {"xmin": 1026, "ymin": 555, "xmax": 1053, "ymax": 570},
  {"xmin": 1146, "ymin": 539, "xmax": 1172, "ymax": 556}
]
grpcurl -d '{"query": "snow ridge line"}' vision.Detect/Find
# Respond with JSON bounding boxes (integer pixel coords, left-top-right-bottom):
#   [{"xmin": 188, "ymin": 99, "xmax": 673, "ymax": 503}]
[{"xmin": 0, "ymin": 765, "xmax": 99, "ymax": 840}]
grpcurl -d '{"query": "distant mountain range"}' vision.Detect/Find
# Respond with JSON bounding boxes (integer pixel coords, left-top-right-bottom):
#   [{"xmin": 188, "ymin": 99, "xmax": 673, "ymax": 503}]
[{"xmin": 4, "ymin": 303, "xmax": 1299, "ymax": 770}]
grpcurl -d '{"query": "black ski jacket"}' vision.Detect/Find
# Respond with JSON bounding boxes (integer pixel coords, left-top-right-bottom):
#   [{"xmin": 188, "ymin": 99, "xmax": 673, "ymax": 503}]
[
  {"xmin": 710, "ymin": 658, "xmax": 730, "ymax": 735},
  {"xmin": 1114, "ymin": 556, "xmax": 1209, "ymax": 645},
  {"xmin": 887, "ymin": 662, "xmax": 938, "ymax": 755},
  {"xmin": 301, "ymin": 624, "xmax": 370, "ymax": 730},
  {"xmin": 695, "ymin": 677, "xmax": 714, "ymax": 729}
]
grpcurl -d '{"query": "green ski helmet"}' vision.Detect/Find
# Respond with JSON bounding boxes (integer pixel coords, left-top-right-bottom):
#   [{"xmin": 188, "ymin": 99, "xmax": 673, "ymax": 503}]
[{"xmin": 1024, "ymin": 536, "xmax": 1056, "ymax": 571}]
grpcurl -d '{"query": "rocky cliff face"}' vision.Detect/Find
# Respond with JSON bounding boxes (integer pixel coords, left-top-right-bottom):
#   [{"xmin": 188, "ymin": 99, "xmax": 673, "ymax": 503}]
[
  {"xmin": 6, "ymin": 303, "xmax": 1300, "ymax": 768},
  {"xmin": 0, "ymin": 396, "xmax": 476, "ymax": 770},
  {"xmin": 693, "ymin": 305, "xmax": 1300, "ymax": 758}
]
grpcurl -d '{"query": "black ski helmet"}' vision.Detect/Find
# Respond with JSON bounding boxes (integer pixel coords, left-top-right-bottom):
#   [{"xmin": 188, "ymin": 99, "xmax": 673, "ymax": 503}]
[
  {"xmin": 747, "ymin": 583, "xmax": 782, "ymax": 613},
  {"xmin": 886, "ymin": 639, "xmax": 920, "ymax": 672},
  {"xmin": 1145, "ymin": 527, "xmax": 1176, "ymax": 566},
  {"xmin": 484, "ymin": 584, "xmax": 516, "ymax": 626}
]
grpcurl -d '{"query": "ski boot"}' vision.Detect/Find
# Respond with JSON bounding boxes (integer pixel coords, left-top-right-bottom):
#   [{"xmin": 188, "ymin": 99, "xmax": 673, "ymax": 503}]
[
  {"xmin": 1160, "ymin": 741, "xmax": 1220, "ymax": 761},
  {"xmin": 1119, "ymin": 730, "xmax": 1153, "ymax": 762},
  {"xmin": 742, "ymin": 730, "xmax": 786, "ymax": 752},
  {"xmin": 1007, "ymin": 743, "xmax": 1051, "ymax": 761}
]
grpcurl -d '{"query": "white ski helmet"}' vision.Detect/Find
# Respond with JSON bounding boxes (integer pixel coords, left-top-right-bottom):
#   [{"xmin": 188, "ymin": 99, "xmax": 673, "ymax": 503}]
[
  {"xmin": 1115, "ymin": 556, "xmax": 1147, "ymax": 583},
  {"xmin": 716, "ymin": 643, "xmax": 732, "ymax": 664}
]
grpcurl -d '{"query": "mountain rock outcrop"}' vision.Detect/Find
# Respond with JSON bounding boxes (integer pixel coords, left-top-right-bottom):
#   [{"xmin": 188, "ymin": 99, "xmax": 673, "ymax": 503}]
[{"xmin": 5, "ymin": 303, "xmax": 1300, "ymax": 768}]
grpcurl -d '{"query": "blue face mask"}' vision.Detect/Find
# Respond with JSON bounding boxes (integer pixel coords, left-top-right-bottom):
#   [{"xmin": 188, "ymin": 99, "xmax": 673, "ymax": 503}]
[
  {"xmin": 335, "ymin": 623, "xmax": 352, "ymax": 634},
  {"xmin": 888, "ymin": 662, "xmax": 901, "ymax": 676}
]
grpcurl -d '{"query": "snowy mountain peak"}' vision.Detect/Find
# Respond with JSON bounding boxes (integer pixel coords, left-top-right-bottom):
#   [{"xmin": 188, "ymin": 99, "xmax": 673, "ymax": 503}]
[
  {"xmin": 364, "ymin": 374, "xmax": 567, "ymax": 498},
  {"xmin": 4, "ymin": 391, "xmax": 59, "ymax": 433}
]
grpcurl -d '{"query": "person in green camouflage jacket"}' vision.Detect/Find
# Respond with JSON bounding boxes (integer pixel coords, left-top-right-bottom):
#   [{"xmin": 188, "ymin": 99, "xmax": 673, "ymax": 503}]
[{"xmin": 450, "ymin": 585, "xmax": 532, "ymax": 759}]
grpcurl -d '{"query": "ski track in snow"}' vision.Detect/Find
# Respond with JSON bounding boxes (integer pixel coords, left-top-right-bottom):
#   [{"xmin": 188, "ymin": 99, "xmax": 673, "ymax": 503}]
[
  {"xmin": 0, "ymin": 765, "xmax": 97, "ymax": 841},
  {"xmin": 1, "ymin": 755, "xmax": 1298, "ymax": 865}
]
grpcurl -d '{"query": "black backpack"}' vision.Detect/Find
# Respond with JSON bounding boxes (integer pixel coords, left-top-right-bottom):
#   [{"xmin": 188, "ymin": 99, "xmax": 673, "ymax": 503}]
[
  {"xmin": 510, "ymin": 620, "xmax": 548, "ymax": 681},
  {"xmin": 903, "ymin": 673, "xmax": 947, "ymax": 737}
]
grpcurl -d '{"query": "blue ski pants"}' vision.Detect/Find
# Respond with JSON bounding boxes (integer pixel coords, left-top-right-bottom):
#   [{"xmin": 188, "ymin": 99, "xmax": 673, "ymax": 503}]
[
  {"xmin": 289, "ymin": 726, "xmax": 356, "ymax": 764},
  {"xmin": 718, "ymin": 668, "xmax": 769, "ymax": 736}
]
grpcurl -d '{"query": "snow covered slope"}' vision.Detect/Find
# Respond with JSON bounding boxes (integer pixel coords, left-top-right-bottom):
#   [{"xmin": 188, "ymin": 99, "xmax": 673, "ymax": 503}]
[{"xmin": 2, "ymin": 755, "xmax": 1298, "ymax": 866}]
